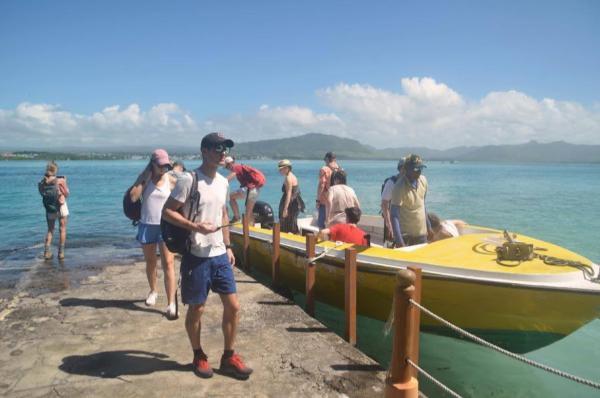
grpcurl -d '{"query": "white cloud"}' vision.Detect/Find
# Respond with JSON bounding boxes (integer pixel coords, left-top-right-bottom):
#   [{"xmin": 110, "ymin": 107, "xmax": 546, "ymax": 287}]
[{"xmin": 1, "ymin": 77, "xmax": 599, "ymax": 149}]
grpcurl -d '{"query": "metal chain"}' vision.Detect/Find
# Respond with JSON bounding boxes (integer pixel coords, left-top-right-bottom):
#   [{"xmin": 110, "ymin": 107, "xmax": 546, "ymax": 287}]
[
  {"xmin": 406, "ymin": 359, "xmax": 462, "ymax": 398},
  {"xmin": 409, "ymin": 299, "xmax": 600, "ymax": 390}
]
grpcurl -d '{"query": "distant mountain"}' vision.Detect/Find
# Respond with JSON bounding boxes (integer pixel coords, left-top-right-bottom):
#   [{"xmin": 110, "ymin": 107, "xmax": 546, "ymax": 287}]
[
  {"xmin": 2, "ymin": 134, "xmax": 599, "ymax": 163},
  {"xmin": 233, "ymin": 133, "xmax": 373, "ymax": 159},
  {"xmin": 233, "ymin": 134, "xmax": 600, "ymax": 163}
]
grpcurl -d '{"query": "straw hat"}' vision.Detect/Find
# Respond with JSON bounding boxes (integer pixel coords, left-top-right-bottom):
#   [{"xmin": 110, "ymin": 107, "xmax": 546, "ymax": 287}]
[{"xmin": 278, "ymin": 159, "xmax": 292, "ymax": 169}]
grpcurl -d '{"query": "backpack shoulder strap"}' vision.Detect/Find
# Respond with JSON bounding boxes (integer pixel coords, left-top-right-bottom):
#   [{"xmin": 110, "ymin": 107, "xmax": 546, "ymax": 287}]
[{"xmin": 186, "ymin": 170, "xmax": 201, "ymax": 220}]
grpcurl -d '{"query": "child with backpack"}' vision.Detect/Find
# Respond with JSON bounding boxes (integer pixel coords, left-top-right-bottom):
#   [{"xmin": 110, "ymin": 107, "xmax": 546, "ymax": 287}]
[{"xmin": 38, "ymin": 161, "xmax": 70, "ymax": 260}]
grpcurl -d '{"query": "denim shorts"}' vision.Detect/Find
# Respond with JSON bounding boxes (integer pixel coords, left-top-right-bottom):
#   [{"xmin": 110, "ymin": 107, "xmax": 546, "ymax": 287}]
[
  {"xmin": 136, "ymin": 223, "xmax": 163, "ymax": 245},
  {"xmin": 181, "ymin": 253, "xmax": 236, "ymax": 305}
]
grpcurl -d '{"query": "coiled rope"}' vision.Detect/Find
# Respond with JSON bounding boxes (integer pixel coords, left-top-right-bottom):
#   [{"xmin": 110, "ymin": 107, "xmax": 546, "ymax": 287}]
[{"xmin": 409, "ymin": 299, "xmax": 600, "ymax": 390}]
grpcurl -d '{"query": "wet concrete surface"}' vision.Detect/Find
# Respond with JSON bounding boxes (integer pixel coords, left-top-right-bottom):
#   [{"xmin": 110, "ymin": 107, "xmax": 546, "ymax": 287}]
[{"xmin": 0, "ymin": 261, "xmax": 386, "ymax": 397}]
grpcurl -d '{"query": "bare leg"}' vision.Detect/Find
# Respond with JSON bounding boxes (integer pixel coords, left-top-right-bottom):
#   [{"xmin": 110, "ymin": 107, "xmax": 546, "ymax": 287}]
[
  {"xmin": 186, "ymin": 304, "xmax": 205, "ymax": 349},
  {"xmin": 142, "ymin": 243, "xmax": 159, "ymax": 293},
  {"xmin": 59, "ymin": 217, "xmax": 67, "ymax": 247},
  {"xmin": 159, "ymin": 242, "xmax": 176, "ymax": 305},
  {"xmin": 220, "ymin": 293, "xmax": 240, "ymax": 350},
  {"xmin": 45, "ymin": 217, "xmax": 55, "ymax": 248},
  {"xmin": 245, "ymin": 198, "xmax": 256, "ymax": 225},
  {"xmin": 229, "ymin": 196, "xmax": 240, "ymax": 220}
]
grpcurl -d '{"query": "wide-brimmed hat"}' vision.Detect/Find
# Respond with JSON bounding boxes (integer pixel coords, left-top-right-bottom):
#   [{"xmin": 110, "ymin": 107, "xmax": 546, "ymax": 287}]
[
  {"xmin": 278, "ymin": 159, "xmax": 292, "ymax": 169},
  {"xmin": 404, "ymin": 154, "xmax": 426, "ymax": 171},
  {"xmin": 151, "ymin": 149, "xmax": 171, "ymax": 167}
]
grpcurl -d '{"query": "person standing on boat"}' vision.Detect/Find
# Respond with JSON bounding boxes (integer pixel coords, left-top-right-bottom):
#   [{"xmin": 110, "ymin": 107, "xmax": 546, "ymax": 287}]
[
  {"xmin": 129, "ymin": 149, "xmax": 178, "ymax": 320},
  {"xmin": 390, "ymin": 154, "xmax": 431, "ymax": 247},
  {"xmin": 381, "ymin": 158, "xmax": 405, "ymax": 245},
  {"xmin": 162, "ymin": 132, "xmax": 253, "ymax": 380},
  {"xmin": 223, "ymin": 156, "xmax": 265, "ymax": 225},
  {"xmin": 327, "ymin": 169, "xmax": 360, "ymax": 227},
  {"xmin": 277, "ymin": 159, "xmax": 305, "ymax": 233},
  {"xmin": 316, "ymin": 151, "xmax": 341, "ymax": 229},
  {"xmin": 38, "ymin": 161, "xmax": 70, "ymax": 260},
  {"xmin": 318, "ymin": 207, "xmax": 368, "ymax": 246}
]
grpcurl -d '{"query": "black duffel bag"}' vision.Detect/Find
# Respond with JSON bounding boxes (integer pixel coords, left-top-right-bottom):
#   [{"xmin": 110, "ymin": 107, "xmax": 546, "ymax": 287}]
[{"xmin": 161, "ymin": 170, "xmax": 200, "ymax": 255}]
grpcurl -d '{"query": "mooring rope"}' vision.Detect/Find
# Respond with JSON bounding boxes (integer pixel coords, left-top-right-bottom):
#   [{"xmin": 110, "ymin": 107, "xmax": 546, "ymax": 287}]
[
  {"xmin": 307, "ymin": 241, "xmax": 346, "ymax": 263},
  {"xmin": 409, "ymin": 299, "xmax": 600, "ymax": 390},
  {"xmin": 405, "ymin": 358, "xmax": 462, "ymax": 398}
]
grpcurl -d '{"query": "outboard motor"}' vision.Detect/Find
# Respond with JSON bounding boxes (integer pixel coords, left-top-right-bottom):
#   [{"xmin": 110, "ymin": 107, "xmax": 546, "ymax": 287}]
[{"xmin": 253, "ymin": 201, "xmax": 274, "ymax": 229}]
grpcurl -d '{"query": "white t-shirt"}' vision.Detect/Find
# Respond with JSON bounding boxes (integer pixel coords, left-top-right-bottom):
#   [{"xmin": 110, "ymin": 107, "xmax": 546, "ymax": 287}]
[
  {"xmin": 170, "ymin": 168, "xmax": 229, "ymax": 258},
  {"xmin": 327, "ymin": 184, "xmax": 360, "ymax": 226},
  {"xmin": 441, "ymin": 220, "xmax": 460, "ymax": 237},
  {"xmin": 141, "ymin": 178, "xmax": 171, "ymax": 225},
  {"xmin": 381, "ymin": 178, "xmax": 395, "ymax": 202}
]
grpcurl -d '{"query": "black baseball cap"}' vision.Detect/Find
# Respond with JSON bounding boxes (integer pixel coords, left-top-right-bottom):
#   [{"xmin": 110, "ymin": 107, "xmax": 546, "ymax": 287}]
[{"xmin": 200, "ymin": 132, "xmax": 234, "ymax": 149}]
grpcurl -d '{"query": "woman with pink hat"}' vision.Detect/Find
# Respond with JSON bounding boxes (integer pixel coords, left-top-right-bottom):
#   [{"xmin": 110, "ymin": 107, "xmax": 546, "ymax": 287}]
[{"xmin": 129, "ymin": 149, "xmax": 178, "ymax": 320}]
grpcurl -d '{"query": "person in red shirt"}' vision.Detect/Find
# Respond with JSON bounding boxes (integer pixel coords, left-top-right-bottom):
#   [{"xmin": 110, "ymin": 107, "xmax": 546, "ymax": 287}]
[
  {"xmin": 224, "ymin": 156, "xmax": 266, "ymax": 224},
  {"xmin": 317, "ymin": 207, "xmax": 368, "ymax": 246}
]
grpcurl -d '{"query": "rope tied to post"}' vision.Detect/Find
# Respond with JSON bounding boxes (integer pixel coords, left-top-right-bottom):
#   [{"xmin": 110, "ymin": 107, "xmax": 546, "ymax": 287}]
[{"xmin": 409, "ymin": 298, "xmax": 600, "ymax": 390}]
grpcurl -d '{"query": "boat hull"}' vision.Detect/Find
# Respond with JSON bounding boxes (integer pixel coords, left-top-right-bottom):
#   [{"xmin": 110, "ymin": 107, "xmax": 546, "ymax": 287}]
[{"xmin": 231, "ymin": 226, "xmax": 600, "ymax": 352}]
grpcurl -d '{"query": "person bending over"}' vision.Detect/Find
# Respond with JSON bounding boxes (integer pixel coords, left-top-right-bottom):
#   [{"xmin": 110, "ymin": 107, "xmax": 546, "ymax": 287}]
[
  {"xmin": 223, "ymin": 156, "xmax": 265, "ymax": 225},
  {"xmin": 318, "ymin": 207, "xmax": 368, "ymax": 246}
]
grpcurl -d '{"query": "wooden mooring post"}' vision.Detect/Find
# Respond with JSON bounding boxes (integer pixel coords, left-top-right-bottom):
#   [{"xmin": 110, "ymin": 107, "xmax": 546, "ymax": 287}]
[
  {"xmin": 242, "ymin": 213, "xmax": 250, "ymax": 271},
  {"xmin": 344, "ymin": 247, "xmax": 357, "ymax": 345},
  {"xmin": 385, "ymin": 268, "xmax": 421, "ymax": 398},
  {"xmin": 271, "ymin": 222, "xmax": 280, "ymax": 285},
  {"xmin": 305, "ymin": 233, "xmax": 316, "ymax": 316}
]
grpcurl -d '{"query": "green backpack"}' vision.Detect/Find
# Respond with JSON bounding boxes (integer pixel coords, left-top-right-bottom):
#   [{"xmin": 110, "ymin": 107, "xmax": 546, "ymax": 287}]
[{"xmin": 40, "ymin": 180, "xmax": 59, "ymax": 213}]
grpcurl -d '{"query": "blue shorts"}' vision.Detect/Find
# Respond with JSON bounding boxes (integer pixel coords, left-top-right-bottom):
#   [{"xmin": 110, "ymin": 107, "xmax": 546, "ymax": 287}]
[
  {"xmin": 137, "ymin": 223, "xmax": 163, "ymax": 245},
  {"xmin": 181, "ymin": 253, "xmax": 237, "ymax": 305}
]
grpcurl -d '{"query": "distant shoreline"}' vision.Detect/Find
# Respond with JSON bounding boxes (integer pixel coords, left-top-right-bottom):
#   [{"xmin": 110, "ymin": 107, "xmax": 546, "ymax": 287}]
[
  {"xmin": 2, "ymin": 155, "xmax": 599, "ymax": 164},
  {"xmin": 2, "ymin": 133, "xmax": 599, "ymax": 163}
]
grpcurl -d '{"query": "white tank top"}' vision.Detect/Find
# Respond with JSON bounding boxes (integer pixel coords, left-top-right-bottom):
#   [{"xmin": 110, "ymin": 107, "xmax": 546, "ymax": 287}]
[{"xmin": 140, "ymin": 178, "xmax": 171, "ymax": 225}]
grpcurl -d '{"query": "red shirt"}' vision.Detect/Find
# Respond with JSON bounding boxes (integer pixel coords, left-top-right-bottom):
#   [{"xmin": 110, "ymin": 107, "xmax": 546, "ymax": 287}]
[
  {"xmin": 329, "ymin": 223, "xmax": 368, "ymax": 246},
  {"xmin": 231, "ymin": 164, "xmax": 265, "ymax": 189}
]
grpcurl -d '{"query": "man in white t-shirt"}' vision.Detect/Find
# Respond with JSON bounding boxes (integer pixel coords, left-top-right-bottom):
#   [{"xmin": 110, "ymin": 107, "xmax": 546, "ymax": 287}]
[{"xmin": 162, "ymin": 132, "xmax": 253, "ymax": 380}]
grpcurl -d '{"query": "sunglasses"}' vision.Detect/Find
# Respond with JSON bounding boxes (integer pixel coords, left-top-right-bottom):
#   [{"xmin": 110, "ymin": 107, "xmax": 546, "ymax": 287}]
[
  {"xmin": 154, "ymin": 163, "xmax": 172, "ymax": 172},
  {"xmin": 212, "ymin": 144, "xmax": 230, "ymax": 154}
]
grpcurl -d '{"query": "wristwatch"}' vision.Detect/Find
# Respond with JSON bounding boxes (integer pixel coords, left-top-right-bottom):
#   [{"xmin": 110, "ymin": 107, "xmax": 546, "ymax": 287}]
[{"xmin": 226, "ymin": 244, "xmax": 234, "ymax": 249}]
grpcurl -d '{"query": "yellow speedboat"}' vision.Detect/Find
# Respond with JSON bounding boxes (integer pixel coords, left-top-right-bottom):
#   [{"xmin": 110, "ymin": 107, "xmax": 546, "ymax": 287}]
[{"xmin": 230, "ymin": 215, "xmax": 600, "ymax": 352}]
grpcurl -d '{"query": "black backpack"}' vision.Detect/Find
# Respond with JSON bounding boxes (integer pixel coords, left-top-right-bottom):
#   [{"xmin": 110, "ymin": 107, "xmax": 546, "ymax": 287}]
[
  {"xmin": 161, "ymin": 170, "xmax": 200, "ymax": 255},
  {"xmin": 40, "ymin": 179, "xmax": 59, "ymax": 213},
  {"xmin": 381, "ymin": 175, "xmax": 398, "ymax": 195},
  {"xmin": 123, "ymin": 186, "xmax": 142, "ymax": 225}
]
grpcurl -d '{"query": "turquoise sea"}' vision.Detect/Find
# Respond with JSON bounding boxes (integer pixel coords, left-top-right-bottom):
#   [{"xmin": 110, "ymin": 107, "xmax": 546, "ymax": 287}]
[{"xmin": 1, "ymin": 159, "xmax": 599, "ymax": 397}]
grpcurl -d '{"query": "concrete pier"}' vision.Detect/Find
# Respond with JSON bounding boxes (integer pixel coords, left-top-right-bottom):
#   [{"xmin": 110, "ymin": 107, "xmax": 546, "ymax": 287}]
[{"xmin": 0, "ymin": 261, "xmax": 386, "ymax": 397}]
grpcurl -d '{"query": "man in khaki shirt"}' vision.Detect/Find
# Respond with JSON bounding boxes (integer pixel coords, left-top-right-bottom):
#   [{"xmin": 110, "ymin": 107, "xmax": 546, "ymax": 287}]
[{"xmin": 390, "ymin": 154, "xmax": 430, "ymax": 247}]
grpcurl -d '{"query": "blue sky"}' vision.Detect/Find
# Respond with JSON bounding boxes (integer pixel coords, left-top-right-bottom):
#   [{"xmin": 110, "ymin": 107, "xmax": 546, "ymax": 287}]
[{"xmin": 1, "ymin": 0, "xmax": 599, "ymax": 149}]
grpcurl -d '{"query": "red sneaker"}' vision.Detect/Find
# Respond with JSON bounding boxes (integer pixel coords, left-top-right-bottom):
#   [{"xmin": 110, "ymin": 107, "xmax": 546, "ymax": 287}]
[
  {"xmin": 192, "ymin": 355, "xmax": 213, "ymax": 378},
  {"xmin": 219, "ymin": 353, "xmax": 253, "ymax": 380}
]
